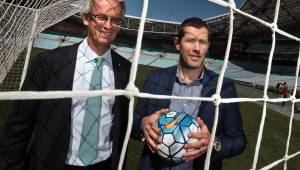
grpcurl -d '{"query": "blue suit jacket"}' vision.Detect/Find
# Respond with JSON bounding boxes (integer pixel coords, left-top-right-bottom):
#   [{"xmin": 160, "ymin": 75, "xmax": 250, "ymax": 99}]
[{"xmin": 133, "ymin": 66, "xmax": 245, "ymax": 170}]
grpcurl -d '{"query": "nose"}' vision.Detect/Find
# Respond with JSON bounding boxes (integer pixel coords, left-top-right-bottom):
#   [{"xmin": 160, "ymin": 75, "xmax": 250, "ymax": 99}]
[
  {"xmin": 192, "ymin": 41, "xmax": 201, "ymax": 53},
  {"xmin": 102, "ymin": 19, "xmax": 113, "ymax": 29}
]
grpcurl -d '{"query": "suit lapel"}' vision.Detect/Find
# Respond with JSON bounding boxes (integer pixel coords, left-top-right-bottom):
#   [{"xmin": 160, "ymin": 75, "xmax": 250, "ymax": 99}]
[
  {"xmin": 111, "ymin": 50, "xmax": 123, "ymax": 90},
  {"xmin": 201, "ymin": 68, "xmax": 217, "ymax": 98},
  {"xmin": 61, "ymin": 44, "xmax": 79, "ymax": 132},
  {"xmin": 166, "ymin": 66, "xmax": 177, "ymax": 95},
  {"xmin": 62, "ymin": 44, "xmax": 78, "ymax": 90},
  {"xmin": 162, "ymin": 66, "xmax": 177, "ymax": 107},
  {"xmin": 198, "ymin": 68, "xmax": 218, "ymax": 130},
  {"xmin": 110, "ymin": 50, "xmax": 129, "ymax": 134},
  {"xmin": 109, "ymin": 50, "xmax": 131, "ymax": 169}
]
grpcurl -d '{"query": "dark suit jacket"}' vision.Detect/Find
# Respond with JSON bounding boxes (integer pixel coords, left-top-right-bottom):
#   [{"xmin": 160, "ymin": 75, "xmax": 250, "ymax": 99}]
[
  {"xmin": 0, "ymin": 43, "xmax": 131, "ymax": 170},
  {"xmin": 133, "ymin": 66, "xmax": 245, "ymax": 170}
]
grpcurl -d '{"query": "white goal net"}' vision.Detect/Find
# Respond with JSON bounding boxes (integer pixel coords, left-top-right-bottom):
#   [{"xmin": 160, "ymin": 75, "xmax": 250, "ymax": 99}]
[
  {"xmin": 0, "ymin": 0, "xmax": 82, "ymax": 90},
  {"xmin": 0, "ymin": 0, "xmax": 299, "ymax": 170}
]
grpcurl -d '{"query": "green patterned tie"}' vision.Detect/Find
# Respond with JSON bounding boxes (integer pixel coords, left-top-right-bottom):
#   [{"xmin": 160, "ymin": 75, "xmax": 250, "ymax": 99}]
[{"xmin": 79, "ymin": 58, "xmax": 104, "ymax": 165}]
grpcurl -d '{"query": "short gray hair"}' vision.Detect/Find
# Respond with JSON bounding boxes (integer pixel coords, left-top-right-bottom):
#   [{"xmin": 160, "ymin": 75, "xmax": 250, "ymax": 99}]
[{"xmin": 81, "ymin": 0, "xmax": 126, "ymax": 16}]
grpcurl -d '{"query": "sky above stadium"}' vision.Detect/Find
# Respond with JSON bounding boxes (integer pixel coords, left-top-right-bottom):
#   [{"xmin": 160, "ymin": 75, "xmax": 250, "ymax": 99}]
[{"xmin": 125, "ymin": 0, "xmax": 245, "ymax": 22}]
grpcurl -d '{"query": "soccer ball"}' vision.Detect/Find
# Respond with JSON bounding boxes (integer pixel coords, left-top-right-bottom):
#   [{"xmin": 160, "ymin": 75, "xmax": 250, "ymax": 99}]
[{"xmin": 156, "ymin": 111, "xmax": 201, "ymax": 163}]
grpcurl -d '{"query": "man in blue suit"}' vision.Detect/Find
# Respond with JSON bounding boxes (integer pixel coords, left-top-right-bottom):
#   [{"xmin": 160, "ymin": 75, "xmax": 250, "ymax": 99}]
[{"xmin": 133, "ymin": 17, "xmax": 246, "ymax": 170}]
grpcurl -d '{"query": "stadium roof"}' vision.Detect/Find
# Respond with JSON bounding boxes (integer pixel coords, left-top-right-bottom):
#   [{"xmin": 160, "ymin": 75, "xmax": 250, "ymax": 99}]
[
  {"xmin": 51, "ymin": 0, "xmax": 300, "ymax": 43},
  {"xmin": 119, "ymin": 0, "xmax": 300, "ymax": 41},
  {"xmin": 64, "ymin": 13, "xmax": 180, "ymax": 41},
  {"xmin": 6, "ymin": 0, "xmax": 300, "ymax": 41},
  {"xmin": 119, "ymin": 15, "xmax": 180, "ymax": 40},
  {"xmin": 207, "ymin": 0, "xmax": 300, "ymax": 41}
]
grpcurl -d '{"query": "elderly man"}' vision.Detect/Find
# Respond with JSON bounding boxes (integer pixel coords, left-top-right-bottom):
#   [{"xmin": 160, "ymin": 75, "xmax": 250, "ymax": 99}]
[{"xmin": 0, "ymin": 0, "xmax": 130, "ymax": 169}]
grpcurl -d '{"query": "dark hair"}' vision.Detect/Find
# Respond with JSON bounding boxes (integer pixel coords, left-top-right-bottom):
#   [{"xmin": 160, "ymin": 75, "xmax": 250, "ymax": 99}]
[{"xmin": 177, "ymin": 17, "xmax": 210, "ymax": 42}]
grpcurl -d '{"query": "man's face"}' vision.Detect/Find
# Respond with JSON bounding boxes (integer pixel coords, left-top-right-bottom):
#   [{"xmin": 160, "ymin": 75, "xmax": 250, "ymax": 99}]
[
  {"xmin": 175, "ymin": 26, "xmax": 210, "ymax": 70},
  {"xmin": 83, "ymin": 0, "xmax": 122, "ymax": 48}
]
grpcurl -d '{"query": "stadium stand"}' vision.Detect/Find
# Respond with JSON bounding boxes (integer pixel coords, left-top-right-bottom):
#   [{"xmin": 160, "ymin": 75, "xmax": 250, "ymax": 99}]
[
  {"xmin": 205, "ymin": 58, "xmax": 299, "ymax": 90},
  {"xmin": 1, "ymin": 0, "xmax": 299, "ymax": 94},
  {"xmin": 17, "ymin": 8, "xmax": 300, "ymax": 93}
]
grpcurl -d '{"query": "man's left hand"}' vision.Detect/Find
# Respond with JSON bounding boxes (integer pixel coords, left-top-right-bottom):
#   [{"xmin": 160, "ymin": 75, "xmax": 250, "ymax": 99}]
[{"xmin": 183, "ymin": 117, "xmax": 211, "ymax": 161}]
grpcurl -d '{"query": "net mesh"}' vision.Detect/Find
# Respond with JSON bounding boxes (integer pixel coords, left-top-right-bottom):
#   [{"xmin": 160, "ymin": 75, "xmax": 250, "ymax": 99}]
[
  {"xmin": 0, "ymin": 0, "xmax": 82, "ymax": 90},
  {"xmin": 0, "ymin": 0, "xmax": 299, "ymax": 170}
]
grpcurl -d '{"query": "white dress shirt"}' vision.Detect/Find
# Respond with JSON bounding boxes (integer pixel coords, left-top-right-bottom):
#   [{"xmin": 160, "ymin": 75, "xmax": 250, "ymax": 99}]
[{"xmin": 65, "ymin": 39, "xmax": 115, "ymax": 165}]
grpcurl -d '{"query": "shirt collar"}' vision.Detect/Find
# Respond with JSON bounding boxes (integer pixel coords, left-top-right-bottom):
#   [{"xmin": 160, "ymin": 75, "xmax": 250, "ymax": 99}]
[
  {"xmin": 80, "ymin": 38, "xmax": 112, "ymax": 65},
  {"xmin": 175, "ymin": 66, "xmax": 204, "ymax": 85}
]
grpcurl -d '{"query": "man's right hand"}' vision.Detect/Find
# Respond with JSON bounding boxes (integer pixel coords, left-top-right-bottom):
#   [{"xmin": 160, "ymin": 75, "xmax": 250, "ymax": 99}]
[{"xmin": 141, "ymin": 108, "xmax": 169, "ymax": 153}]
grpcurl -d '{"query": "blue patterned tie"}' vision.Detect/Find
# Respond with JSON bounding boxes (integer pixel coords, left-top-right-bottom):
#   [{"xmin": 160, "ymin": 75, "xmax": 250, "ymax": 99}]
[{"xmin": 79, "ymin": 58, "xmax": 104, "ymax": 165}]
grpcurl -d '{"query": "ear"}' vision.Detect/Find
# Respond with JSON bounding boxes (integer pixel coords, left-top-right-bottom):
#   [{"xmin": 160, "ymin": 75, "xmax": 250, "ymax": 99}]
[
  {"xmin": 174, "ymin": 37, "xmax": 180, "ymax": 50},
  {"xmin": 82, "ymin": 15, "xmax": 90, "ymax": 26}
]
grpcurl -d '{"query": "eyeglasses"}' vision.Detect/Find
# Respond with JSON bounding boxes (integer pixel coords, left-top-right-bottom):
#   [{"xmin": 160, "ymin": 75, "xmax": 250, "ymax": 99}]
[{"xmin": 87, "ymin": 13, "xmax": 123, "ymax": 27}]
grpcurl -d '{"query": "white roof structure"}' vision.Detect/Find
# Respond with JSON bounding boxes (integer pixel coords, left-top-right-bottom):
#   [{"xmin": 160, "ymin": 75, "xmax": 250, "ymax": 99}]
[{"xmin": 207, "ymin": 0, "xmax": 300, "ymax": 40}]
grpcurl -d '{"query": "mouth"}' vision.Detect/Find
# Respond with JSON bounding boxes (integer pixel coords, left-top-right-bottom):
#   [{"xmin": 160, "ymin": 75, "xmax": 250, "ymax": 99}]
[
  {"xmin": 99, "ymin": 30, "xmax": 112, "ymax": 37},
  {"xmin": 190, "ymin": 55, "xmax": 201, "ymax": 61}
]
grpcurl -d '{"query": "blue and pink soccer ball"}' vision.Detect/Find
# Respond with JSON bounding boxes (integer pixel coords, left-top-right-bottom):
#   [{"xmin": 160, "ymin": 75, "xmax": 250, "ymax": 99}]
[{"xmin": 156, "ymin": 111, "xmax": 201, "ymax": 163}]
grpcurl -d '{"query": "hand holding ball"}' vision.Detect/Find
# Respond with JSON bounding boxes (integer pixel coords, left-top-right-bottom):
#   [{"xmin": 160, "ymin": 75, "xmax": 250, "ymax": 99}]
[{"xmin": 156, "ymin": 111, "xmax": 201, "ymax": 163}]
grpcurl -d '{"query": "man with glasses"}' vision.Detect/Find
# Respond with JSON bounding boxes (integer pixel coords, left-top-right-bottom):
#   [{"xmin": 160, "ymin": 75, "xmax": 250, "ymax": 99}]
[
  {"xmin": 133, "ymin": 17, "xmax": 245, "ymax": 170},
  {"xmin": 0, "ymin": 0, "xmax": 130, "ymax": 170}
]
